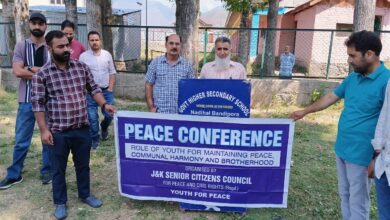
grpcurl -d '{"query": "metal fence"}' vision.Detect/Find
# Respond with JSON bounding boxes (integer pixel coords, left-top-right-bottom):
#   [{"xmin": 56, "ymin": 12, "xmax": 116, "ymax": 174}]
[{"xmin": 2, "ymin": 23, "xmax": 390, "ymax": 79}]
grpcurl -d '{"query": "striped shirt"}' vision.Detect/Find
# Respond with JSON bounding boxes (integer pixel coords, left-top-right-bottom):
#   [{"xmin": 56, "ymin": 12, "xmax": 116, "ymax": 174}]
[
  {"xmin": 145, "ymin": 55, "xmax": 194, "ymax": 114},
  {"xmin": 31, "ymin": 60, "xmax": 101, "ymax": 133},
  {"xmin": 13, "ymin": 38, "xmax": 49, "ymax": 103}
]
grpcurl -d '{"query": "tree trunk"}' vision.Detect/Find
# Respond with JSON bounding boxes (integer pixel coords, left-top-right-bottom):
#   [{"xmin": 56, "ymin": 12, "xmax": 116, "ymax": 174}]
[
  {"xmin": 238, "ymin": 10, "xmax": 249, "ymax": 67},
  {"xmin": 101, "ymin": 0, "xmax": 114, "ymax": 55},
  {"xmin": 13, "ymin": 0, "xmax": 29, "ymax": 43},
  {"xmin": 175, "ymin": 0, "xmax": 199, "ymax": 72},
  {"xmin": 263, "ymin": 0, "xmax": 279, "ymax": 76},
  {"xmin": 2, "ymin": 0, "xmax": 16, "ymax": 65},
  {"xmin": 353, "ymin": 0, "xmax": 376, "ymax": 32},
  {"xmin": 64, "ymin": 0, "xmax": 78, "ymax": 39},
  {"xmin": 86, "ymin": 0, "xmax": 102, "ymax": 37}
]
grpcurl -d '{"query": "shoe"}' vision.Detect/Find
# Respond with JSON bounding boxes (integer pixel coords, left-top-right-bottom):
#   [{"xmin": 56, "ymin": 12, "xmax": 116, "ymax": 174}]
[
  {"xmin": 101, "ymin": 123, "xmax": 109, "ymax": 141},
  {"xmin": 80, "ymin": 195, "xmax": 103, "ymax": 208},
  {"xmin": 54, "ymin": 204, "xmax": 67, "ymax": 220},
  {"xmin": 41, "ymin": 174, "xmax": 52, "ymax": 185},
  {"xmin": 0, "ymin": 176, "xmax": 23, "ymax": 190},
  {"xmin": 91, "ymin": 140, "xmax": 99, "ymax": 150}
]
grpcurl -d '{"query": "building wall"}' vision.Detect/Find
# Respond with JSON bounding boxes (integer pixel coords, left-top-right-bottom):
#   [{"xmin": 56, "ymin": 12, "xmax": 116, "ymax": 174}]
[
  {"xmin": 297, "ymin": 1, "xmax": 390, "ymax": 76},
  {"xmin": 312, "ymin": 3, "xmax": 352, "ymax": 64},
  {"xmin": 294, "ymin": 7, "xmax": 315, "ymax": 69},
  {"xmin": 255, "ymin": 15, "xmax": 284, "ymax": 56},
  {"xmin": 29, "ymin": 0, "xmax": 86, "ymax": 7},
  {"xmin": 376, "ymin": 8, "xmax": 390, "ymax": 61},
  {"xmin": 278, "ymin": 14, "xmax": 296, "ymax": 55}
]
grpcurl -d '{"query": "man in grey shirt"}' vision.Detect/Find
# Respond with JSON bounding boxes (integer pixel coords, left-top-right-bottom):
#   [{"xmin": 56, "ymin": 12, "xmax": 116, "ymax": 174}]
[{"xmin": 0, "ymin": 13, "xmax": 51, "ymax": 189}]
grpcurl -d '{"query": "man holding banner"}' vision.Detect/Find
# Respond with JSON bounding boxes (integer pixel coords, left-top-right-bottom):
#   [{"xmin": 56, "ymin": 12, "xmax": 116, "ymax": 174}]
[
  {"xmin": 145, "ymin": 34, "xmax": 194, "ymax": 114},
  {"xmin": 200, "ymin": 36, "xmax": 246, "ymax": 80},
  {"xmin": 290, "ymin": 31, "xmax": 390, "ymax": 220}
]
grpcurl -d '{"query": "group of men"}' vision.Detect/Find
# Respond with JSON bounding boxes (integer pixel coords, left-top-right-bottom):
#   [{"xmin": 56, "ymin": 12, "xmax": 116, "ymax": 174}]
[
  {"xmin": 0, "ymin": 13, "xmax": 116, "ymax": 219},
  {"xmin": 144, "ymin": 30, "xmax": 390, "ymax": 220},
  {"xmin": 145, "ymin": 35, "xmax": 247, "ymax": 114},
  {"xmin": 0, "ymin": 11, "xmax": 390, "ymax": 220}
]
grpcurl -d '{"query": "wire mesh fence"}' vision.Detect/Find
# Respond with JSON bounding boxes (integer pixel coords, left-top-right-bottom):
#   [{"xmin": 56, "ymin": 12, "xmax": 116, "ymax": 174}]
[{"xmin": 2, "ymin": 23, "xmax": 390, "ymax": 79}]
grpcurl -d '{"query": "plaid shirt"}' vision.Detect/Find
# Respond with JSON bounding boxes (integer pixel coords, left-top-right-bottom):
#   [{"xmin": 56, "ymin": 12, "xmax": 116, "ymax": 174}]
[
  {"xmin": 145, "ymin": 55, "xmax": 194, "ymax": 113},
  {"xmin": 280, "ymin": 52, "xmax": 295, "ymax": 76},
  {"xmin": 32, "ymin": 60, "xmax": 101, "ymax": 133}
]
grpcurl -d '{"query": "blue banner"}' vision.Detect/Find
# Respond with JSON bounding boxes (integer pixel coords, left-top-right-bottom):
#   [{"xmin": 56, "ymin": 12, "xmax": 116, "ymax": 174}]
[
  {"xmin": 178, "ymin": 79, "xmax": 251, "ymax": 118},
  {"xmin": 115, "ymin": 111, "xmax": 295, "ymax": 207}
]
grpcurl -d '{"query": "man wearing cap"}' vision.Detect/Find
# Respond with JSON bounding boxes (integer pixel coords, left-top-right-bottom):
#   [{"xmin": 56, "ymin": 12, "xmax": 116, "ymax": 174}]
[{"xmin": 0, "ymin": 13, "xmax": 51, "ymax": 189}]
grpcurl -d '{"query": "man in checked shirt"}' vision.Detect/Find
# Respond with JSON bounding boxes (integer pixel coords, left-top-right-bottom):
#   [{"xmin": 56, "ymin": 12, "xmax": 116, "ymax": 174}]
[
  {"xmin": 145, "ymin": 34, "xmax": 194, "ymax": 113},
  {"xmin": 31, "ymin": 30, "xmax": 116, "ymax": 220}
]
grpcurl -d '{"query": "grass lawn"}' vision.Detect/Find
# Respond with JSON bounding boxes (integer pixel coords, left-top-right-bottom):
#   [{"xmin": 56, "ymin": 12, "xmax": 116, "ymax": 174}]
[{"xmin": 0, "ymin": 88, "xmax": 378, "ymax": 220}]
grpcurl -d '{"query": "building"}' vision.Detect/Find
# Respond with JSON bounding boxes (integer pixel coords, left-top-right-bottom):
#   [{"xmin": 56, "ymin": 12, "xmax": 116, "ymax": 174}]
[
  {"xmin": 0, "ymin": 3, "xmax": 141, "ymax": 69},
  {"xmin": 226, "ymin": 0, "xmax": 390, "ymax": 77}
]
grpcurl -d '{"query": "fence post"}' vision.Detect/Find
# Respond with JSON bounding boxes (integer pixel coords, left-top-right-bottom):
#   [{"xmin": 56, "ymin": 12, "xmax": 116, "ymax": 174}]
[
  {"xmin": 203, "ymin": 29, "xmax": 208, "ymax": 66},
  {"xmin": 145, "ymin": 27, "xmax": 149, "ymax": 72},
  {"xmin": 326, "ymin": 30, "xmax": 334, "ymax": 80}
]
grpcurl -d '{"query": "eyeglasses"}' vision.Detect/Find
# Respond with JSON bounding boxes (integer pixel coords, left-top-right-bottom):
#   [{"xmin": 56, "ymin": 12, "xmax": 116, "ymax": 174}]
[
  {"xmin": 216, "ymin": 48, "xmax": 229, "ymax": 51},
  {"xmin": 168, "ymin": 42, "xmax": 180, "ymax": 46}
]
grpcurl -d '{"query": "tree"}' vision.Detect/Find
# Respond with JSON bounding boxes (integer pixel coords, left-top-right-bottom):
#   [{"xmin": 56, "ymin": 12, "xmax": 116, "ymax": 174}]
[
  {"xmin": 13, "ymin": 0, "xmax": 29, "ymax": 43},
  {"xmin": 262, "ymin": 0, "xmax": 279, "ymax": 76},
  {"xmin": 86, "ymin": 0, "xmax": 102, "ymax": 37},
  {"xmin": 1, "ymin": 0, "xmax": 16, "ymax": 65},
  {"xmin": 353, "ymin": 0, "xmax": 376, "ymax": 32},
  {"xmin": 86, "ymin": 0, "xmax": 114, "ymax": 54},
  {"xmin": 64, "ymin": 0, "xmax": 78, "ymax": 39},
  {"xmin": 175, "ymin": 0, "xmax": 200, "ymax": 71},
  {"xmin": 222, "ymin": 0, "xmax": 267, "ymax": 67},
  {"xmin": 101, "ymin": 0, "xmax": 114, "ymax": 55}
]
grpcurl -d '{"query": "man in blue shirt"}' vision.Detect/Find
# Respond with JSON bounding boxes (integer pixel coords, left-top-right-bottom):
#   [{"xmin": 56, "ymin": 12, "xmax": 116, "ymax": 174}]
[
  {"xmin": 145, "ymin": 34, "xmax": 194, "ymax": 114},
  {"xmin": 290, "ymin": 31, "xmax": 390, "ymax": 220},
  {"xmin": 279, "ymin": 45, "xmax": 295, "ymax": 79}
]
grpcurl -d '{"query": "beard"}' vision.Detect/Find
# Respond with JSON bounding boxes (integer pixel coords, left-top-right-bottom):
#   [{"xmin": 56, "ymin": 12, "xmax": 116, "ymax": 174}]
[
  {"xmin": 30, "ymin": 29, "xmax": 45, "ymax": 37},
  {"xmin": 67, "ymin": 37, "xmax": 73, "ymax": 43},
  {"xmin": 215, "ymin": 55, "xmax": 231, "ymax": 71},
  {"xmin": 52, "ymin": 51, "xmax": 70, "ymax": 63},
  {"xmin": 351, "ymin": 62, "xmax": 370, "ymax": 75}
]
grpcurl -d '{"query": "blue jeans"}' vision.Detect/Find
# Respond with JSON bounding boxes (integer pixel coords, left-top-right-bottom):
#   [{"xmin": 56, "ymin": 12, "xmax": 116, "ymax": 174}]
[
  {"xmin": 336, "ymin": 156, "xmax": 370, "ymax": 220},
  {"xmin": 7, "ymin": 102, "xmax": 51, "ymax": 179},
  {"xmin": 86, "ymin": 89, "xmax": 114, "ymax": 142},
  {"xmin": 375, "ymin": 174, "xmax": 390, "ymax": 220},
  {"xmin": 50, "ymin": 127, "xmax": 91, "ymax": 204}
]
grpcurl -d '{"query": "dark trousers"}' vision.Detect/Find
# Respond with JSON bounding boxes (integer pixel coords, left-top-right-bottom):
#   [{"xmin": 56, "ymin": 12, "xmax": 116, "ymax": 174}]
[{"xmin": 50, "ymin": 127, "xmax": 91, "ymax": 204}]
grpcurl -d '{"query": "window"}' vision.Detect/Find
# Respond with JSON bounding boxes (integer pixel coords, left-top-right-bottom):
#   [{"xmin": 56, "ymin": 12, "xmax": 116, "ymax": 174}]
[{"xmin": 336, "ymin": 23, "xmax": 353, "ymax": 37}]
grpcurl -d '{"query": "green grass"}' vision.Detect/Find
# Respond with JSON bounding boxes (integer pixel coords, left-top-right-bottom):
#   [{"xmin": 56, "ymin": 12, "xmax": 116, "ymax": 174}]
[{"xmin": 0, "ymin": 88, "xmax": 379, "ymax": 220}]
